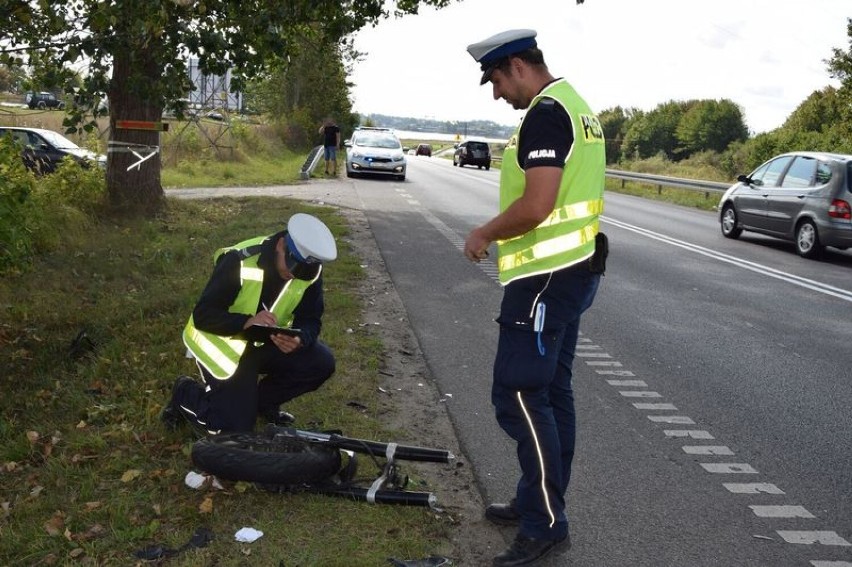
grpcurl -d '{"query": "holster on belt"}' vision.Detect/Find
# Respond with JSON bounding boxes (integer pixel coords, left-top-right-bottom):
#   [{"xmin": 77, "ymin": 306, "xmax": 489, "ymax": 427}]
[{"xmin": 588, "ymin": 232, "xmax": 609, "ymax": 274}]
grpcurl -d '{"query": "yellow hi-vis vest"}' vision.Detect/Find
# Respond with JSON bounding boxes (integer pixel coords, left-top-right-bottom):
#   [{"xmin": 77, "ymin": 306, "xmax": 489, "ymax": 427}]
[
  {"xmin": 497, "ymin": 79, "xmax": 606, "ymax": 285},
  {"xmin": 182, "ymin": 235, "xmax": 321, "ymax": 380}
]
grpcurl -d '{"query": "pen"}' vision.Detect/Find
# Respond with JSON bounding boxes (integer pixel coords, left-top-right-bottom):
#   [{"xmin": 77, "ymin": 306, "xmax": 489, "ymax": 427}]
[{"xmin": 262, "ymin": 302, "xmax": 270, "ymax": 312}]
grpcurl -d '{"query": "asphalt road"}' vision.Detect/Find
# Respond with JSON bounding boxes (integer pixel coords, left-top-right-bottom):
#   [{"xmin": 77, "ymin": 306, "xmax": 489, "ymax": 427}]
[
  {"xmin": 343, "ymin": 156, "xmax": 852, "ymax": 567},
  {"xmin": 171, "ymin": 159, "xmax": 852, "ymax": 566}
]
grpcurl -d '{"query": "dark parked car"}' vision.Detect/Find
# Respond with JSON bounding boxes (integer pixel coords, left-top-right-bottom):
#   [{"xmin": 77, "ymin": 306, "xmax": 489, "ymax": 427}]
[
  {"xmin": 415, "ymin": 143, "xmax": 432, "ymax": 157},
  {"xmin": 453, "ymin": 140, "xmax": 491, "ymax": 170},
  {"xmin": 718, "ymin": 151, "xmax": 852, "ymax": 258},
  {"xmin": 0, "ymin": 126, "xmax": 107, "ymax": 175},
  {"xmin": 25, "ymin": 91, "xmax": 66, "ymax": 110}
]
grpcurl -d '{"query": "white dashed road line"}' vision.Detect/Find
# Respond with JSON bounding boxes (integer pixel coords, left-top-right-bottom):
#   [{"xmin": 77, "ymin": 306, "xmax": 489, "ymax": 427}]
[
  {"xmin": 397, "ymin": 189, "xmax": 852, "ymax": 563},
  {"xmin": 577, "ymin": 334, "xmax": 852, "ymax": 563}
]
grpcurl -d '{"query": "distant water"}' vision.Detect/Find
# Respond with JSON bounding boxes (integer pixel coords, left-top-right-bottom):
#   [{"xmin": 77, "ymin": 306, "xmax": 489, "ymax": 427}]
[{"xmin": 393, "ymin": 129, "xmax": 508, "ymax": 144}]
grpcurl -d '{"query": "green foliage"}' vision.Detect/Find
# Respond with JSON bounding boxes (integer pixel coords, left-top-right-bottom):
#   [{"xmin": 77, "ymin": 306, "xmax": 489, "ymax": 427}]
[
  {"xmin": 0, "ymin": 138, "xmax": 37, "ymax": 270},
  {"xmin": 0, "ymin": 0, "xmax": 455, "ymax": 215},
  {"xmin": 675, "ymin": 99, "xmax": 748, "ymax": 156},
  {"xmin": 0, "ymin": 136, "xmax": 105, "ymax": 272},
  {"xmin": 245, "ymin": 27, "xmax": 357, "ymax": 149},
  {"xmin": 782, "ymin": 87, "xmax": 845, "ymax": 133},
  {"xmin": 0, "ymin": 198, "xmax": 451, "ymax": 566},
  {"xmin": 621, "ymin": 101, "xmax": 685, "ymax": 160},
  {"xmin": 598, "ymin": 106, "xmax": 627, "ymax": 163},
  {"xmin": 161, "ymin": 149, "xmax": 304, "ymax": 189}
]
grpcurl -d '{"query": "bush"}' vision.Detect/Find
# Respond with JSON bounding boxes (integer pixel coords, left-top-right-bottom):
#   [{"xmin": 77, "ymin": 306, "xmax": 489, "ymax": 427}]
[
  {"xmin": 0, "ymin": 138, "xmax": 37, "ymax": 271},
  {"xmin": 0, "ymin": 139, "xmax": 105, "ymax": 272}
]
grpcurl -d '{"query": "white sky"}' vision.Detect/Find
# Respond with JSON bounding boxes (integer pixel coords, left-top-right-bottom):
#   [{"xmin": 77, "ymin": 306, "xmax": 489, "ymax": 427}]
[{"xmin": 350, "ymin": 0, "xmax": 851, "ymax": 134}]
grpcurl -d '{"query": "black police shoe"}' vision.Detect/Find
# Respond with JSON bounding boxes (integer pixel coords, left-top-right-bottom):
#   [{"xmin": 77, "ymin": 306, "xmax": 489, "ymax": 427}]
[
  {"xmin": 160, "ymin": 375, "xmax": 197, "ymax": 430},
  {"xmin": 261, "ymin": 407, "xmax": 296, "ymax": 426},
  {"xmin": 485, "ymin": 499, "xmax": 520, "ymax": 526},
  {"xmin": 492, "ymin": 533, "xmax": 571, "ymax": 566}
]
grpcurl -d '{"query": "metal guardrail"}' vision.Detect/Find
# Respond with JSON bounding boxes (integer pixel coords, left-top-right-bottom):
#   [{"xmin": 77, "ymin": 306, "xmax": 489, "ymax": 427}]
[
  {"xmin": 489, "ymin": 162, "xmax": 730, "ymax": 197},
  {"xmin": 605, "ymin": 169, "xmax": 731, "ymax": 195},
  {"xmin": 300, "ymin": 145, "xmax": 324, "ymax": 180}
]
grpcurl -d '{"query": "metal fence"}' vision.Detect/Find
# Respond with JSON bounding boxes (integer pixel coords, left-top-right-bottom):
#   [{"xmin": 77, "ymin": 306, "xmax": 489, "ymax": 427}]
[{"xmin": 605, "ymin": 169, "xmax": 731, "ymax": 197}]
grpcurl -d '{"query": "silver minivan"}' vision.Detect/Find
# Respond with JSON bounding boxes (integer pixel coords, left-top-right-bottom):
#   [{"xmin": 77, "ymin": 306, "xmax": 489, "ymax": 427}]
[{"xmin": 718, "ymin": 151, "xmax": 852, "ymax": 258}]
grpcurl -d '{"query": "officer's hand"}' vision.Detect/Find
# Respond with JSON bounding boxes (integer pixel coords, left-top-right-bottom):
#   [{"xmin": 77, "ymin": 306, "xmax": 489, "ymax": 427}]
[
  {"xmin": 270, "ymin": 332, "xmax": 301, "ymax": 354},
  {"xmin": 245, "ymin": 310, "xmax": 277, "ymax": 328},
  {"xmin": 464, "ymin": 227, "xmax": 491, "ymax": 263}
]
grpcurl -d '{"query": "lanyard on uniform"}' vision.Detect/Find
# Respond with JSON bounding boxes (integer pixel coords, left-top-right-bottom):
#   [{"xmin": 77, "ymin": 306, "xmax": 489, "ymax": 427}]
[
  {"xmin": 534, "ymin": 301, "xmax": 546, "ymax": 356},
  {"xmin": 529, "ymin": 272, "xmax": 553, "ymax": 357}
]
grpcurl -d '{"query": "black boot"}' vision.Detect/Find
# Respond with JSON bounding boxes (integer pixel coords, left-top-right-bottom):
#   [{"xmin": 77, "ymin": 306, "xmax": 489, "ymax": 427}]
[
  {"xmin": 260, "ymin": 406, "xmax": 296, "ymax": 426},
  {"xmin": 161, "ymin": 375, "xmax": 197, "ymax": 430},
  {"xmin": 492, "ymin": 533, "xmax": 571, "ymax": 566},
  {"xmin": 485, "ymin": 499, "xmax": 520, "ymax": 526}
]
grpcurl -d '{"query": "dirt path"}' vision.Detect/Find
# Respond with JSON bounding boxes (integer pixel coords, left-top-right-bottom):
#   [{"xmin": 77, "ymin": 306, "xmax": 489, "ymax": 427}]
[{"xmin": 343, "ymin": 205, "xmax": 507, "ymax": 566}]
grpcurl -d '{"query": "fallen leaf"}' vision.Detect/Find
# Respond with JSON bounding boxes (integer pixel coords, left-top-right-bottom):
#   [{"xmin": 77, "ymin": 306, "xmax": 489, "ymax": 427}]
[
  {"xmin": 84, "ymin": 501, "xmax": 101, "ymax": 512},
  {"xmin": 199, "ymin": 496, "xmax": 213, "ymax": 514},
  {"xmin": 26, "ymin": 431, "xmax": 39, "ymax": 444},
  {"xmin": 76, "ymin": 524, "xmax": 106, "ymax": 541},
  {"xmin": 68, "ymin": 548, "xmax": 84, "ymax": 558},
  {"xmin": 44, "ymin": 511, "xmax": 65, "ymax": 536},
  {"xmin": 121, "ymin": 469, "xmax": 143, "ymax": 483}
]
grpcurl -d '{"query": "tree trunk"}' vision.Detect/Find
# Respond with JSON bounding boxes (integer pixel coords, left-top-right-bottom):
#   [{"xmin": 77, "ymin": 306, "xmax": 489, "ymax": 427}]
[{"xmin": 106, "ymin": 50, "xmax": 166, "ymax": 216}]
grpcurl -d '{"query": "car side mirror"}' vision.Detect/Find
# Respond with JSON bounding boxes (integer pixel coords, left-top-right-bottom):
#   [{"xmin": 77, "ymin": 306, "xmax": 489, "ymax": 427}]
[
  {"xmin": 343, "ymin": 140, "xmax": 351, "ymax": 147},
  {"xmin": 737, "ymin": 174, "xmax": 753, "ymax": 185}
]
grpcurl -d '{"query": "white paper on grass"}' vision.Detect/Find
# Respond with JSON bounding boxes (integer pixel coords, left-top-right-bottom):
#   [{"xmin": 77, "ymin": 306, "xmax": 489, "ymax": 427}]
[{"xmin": 235, "ymin": 527, "xmax": 264, "ymax": 543}]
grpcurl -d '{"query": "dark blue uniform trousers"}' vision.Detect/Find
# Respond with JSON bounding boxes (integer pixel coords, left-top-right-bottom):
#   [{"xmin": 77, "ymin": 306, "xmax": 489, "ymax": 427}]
[
  {"xmin": 492, "ymin": 263, "xmax": 600, "ymax": 541},
  {"xmin": 178, "ymin": 340, "xmax": 335, "ymax": 433}
]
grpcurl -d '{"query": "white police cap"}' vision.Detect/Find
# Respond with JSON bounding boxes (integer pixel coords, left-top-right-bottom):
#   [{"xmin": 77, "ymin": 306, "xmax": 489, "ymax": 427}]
[
  {"xmin": 286, "ymin": 213, "xmax": 337, "ymax": 264},
  {"xmin": 467, "ymin": 29, "xmax": 537, "ymax": 85}
]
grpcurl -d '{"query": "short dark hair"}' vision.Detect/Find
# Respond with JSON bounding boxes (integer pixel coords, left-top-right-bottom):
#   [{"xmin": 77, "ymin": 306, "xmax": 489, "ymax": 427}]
[{"xmin": 492, "ymin": 47, "xmax": 547, "ymax": 74}]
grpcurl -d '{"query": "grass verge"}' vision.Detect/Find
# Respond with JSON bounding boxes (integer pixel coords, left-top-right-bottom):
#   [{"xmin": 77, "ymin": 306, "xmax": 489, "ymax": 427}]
[
  {"xmin": 0, "ymin": 197, "xmax": 453, "ymax": 566},
  {"xmin": 605, "ymin": 178, "xmax": 721, "ymax": 212}
]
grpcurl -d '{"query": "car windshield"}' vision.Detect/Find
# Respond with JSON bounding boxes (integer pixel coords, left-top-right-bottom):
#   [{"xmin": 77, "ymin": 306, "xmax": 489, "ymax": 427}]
[
  {"xmin": 38, "ymin": 130, "xmax": 81, "ymax": 150},
  {"xmin": 468, "ymin": 142, "xmax": 489, "ymax": 152},
  {"xmin": 354, "ymin": 132, "xmax": 400, "ymax": 149}
]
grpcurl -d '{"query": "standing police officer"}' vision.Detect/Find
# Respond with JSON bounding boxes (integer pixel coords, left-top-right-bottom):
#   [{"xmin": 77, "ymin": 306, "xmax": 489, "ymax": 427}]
[
  {"xmin": 162, "ymin": 213, "xmax": 338, "ymax": 436},
  {"xmin": 463, "ymin": 29, "xmax": 607, "ymax": 566}
]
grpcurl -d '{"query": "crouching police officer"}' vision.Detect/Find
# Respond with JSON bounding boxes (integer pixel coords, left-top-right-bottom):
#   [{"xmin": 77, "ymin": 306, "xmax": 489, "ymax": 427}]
[{"xmin": 162, "ymin": 213, "xmax": 338, "ymax": 436}]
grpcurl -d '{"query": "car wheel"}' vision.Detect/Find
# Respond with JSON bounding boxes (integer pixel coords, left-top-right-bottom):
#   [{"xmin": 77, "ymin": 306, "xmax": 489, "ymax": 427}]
[
  {"xmin": 452, "ymin": 156, "xmax": 458, "ymax": 166},
  {"xmin": 37, "ymin": 101, "xmax": 46, "ymax": 110},
  {"xmin": 795, "ymin": 219, "xmax": 823, "ymax": 259},
  {"xmin": 720, "ymin": 205, "xmax": 742, "ymax": 239},
  {"xmin": 485, "ymin": 164, "xmax": 491, "ymax": 171}
]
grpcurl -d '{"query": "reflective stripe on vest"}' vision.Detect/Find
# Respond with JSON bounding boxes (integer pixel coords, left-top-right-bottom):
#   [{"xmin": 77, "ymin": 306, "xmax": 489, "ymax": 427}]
[{"xmin": 499, "ymin": 221, "xmax": 599, "ymax": 274}]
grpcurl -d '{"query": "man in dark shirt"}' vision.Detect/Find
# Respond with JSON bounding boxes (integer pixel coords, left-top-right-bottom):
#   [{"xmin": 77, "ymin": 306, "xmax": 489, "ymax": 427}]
[
  {"xmin": 319, "ymin": 117, "xmax": 341, "ymax": 176},
  {"xmin": 464, "ymin": 29, "xmax": 607, "ymax": 567},
  {"xmin": 162, "ymin": 214, "xmax": 338, "ymax": 435}
]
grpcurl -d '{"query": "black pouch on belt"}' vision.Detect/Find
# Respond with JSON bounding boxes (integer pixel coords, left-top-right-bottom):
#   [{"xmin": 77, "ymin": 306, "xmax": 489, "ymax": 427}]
[{"xmin": 588, "ymin": 232, "xmax": 609, "ymax": 274}]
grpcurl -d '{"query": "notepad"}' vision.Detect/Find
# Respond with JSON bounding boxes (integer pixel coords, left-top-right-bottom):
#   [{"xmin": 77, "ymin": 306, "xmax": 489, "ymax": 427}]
[{"xmin": 241, "ymin": 325, "xmax": 302, "ymax": 342}]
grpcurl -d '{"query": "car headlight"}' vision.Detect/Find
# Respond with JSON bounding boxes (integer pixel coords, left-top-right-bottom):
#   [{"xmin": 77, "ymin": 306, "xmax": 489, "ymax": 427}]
[{"xmin": 392, "ymin": 153, "xmax": 405, "ymax": 162}]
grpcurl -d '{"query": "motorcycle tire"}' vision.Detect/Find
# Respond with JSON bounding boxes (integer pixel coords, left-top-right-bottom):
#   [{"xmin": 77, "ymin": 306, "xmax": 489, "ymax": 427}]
[{"xmin": 191, "ymin": 430, "xmax": 342, "ymax": 485}]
